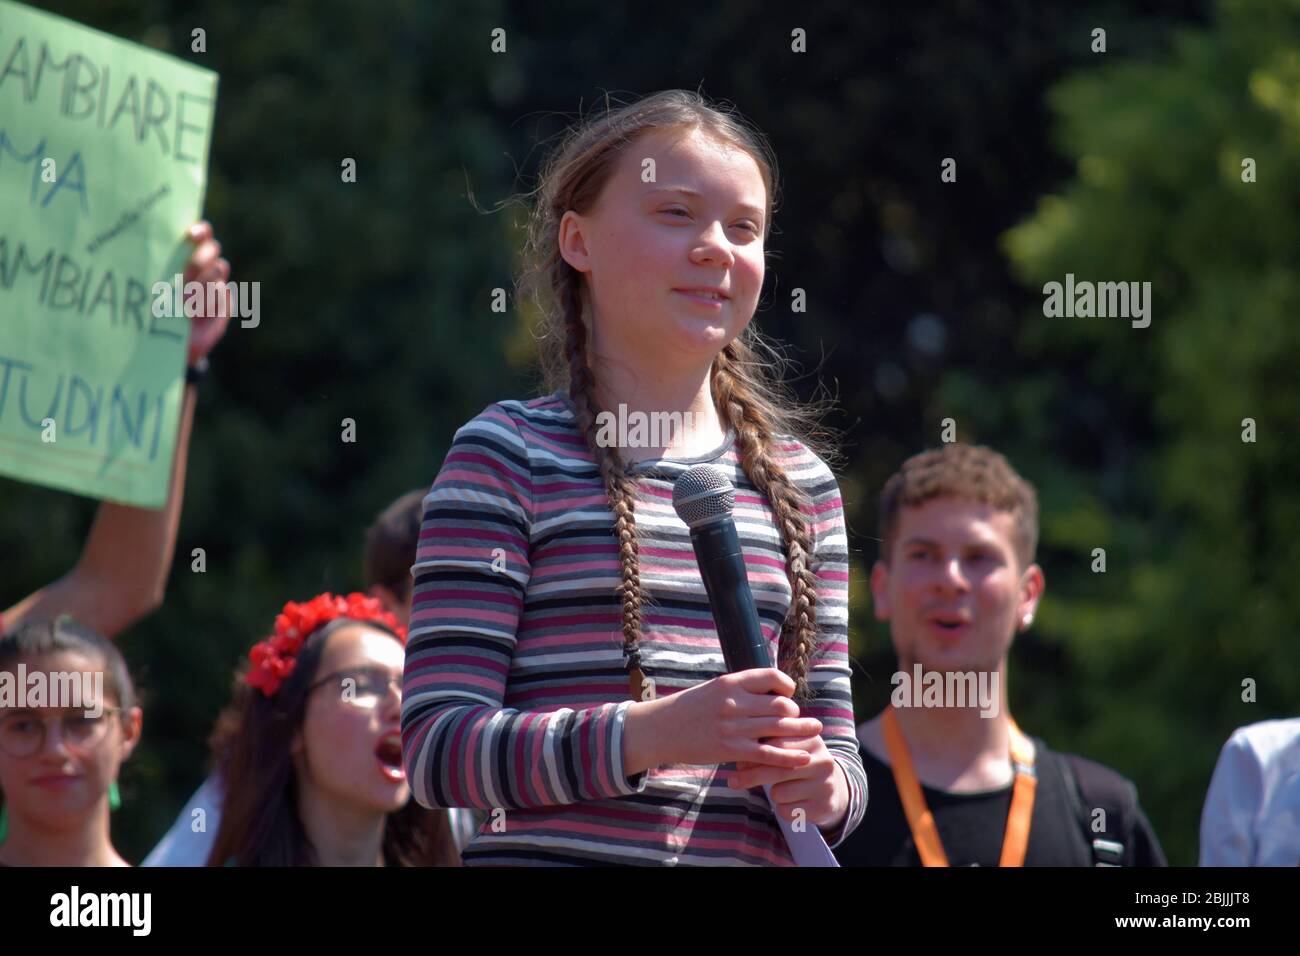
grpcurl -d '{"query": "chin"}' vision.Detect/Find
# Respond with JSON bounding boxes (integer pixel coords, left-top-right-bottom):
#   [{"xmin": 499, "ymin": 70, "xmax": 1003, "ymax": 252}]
[
  {"xmin": 24, "ymin": 803, "xmax": 92, "ymax": 831},
  {"xmin": 46, "ymin": 789, "xmax": 98, "ymax": 817},
  {"xmin": 666, "ymin": 313, "xmax": 734, "ymax": 343},
  {"xmin": 369, "ymin": 782, "xmax": 410, "ymax": 814},
  {"xmin": 910, "ymin": 642, "xmax": 992, "ymax": 675}
]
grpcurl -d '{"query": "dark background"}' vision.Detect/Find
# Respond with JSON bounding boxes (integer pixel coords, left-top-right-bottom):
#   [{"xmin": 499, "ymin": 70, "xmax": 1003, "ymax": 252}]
[{"xmin": 3, "ymin": 0, "xmax": 1297, "ymax": 866}]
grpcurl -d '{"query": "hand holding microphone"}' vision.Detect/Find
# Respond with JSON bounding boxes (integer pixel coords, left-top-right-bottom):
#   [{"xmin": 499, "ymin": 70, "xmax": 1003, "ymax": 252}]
[
  {"xmin": 625, "ymin": 667, "xmax": 821, "ymax": 770},
  {"xmin": 670, "ymin": 464, "xmax": 842, "ymax": 866}
]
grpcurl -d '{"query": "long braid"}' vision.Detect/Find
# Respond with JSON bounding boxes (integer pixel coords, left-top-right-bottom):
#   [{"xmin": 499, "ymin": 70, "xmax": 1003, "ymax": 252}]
[
  {"xmin": 712, "ymin": 343, "xmax": 820, "ymax": 702},
  {"xmin": 558, "ymin": 270, "xmax": 649, "ymax": 696},
  {"xmin": 511, "ymin": 94, "xmax": 835, "ymax": 703}
]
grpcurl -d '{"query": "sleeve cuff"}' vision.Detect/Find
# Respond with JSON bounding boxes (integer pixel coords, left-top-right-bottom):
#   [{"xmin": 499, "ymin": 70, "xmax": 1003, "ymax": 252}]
[
  {"xmin": 821, "ymin": 752, "xmax": 867, "ymax": 848},
  {"xmin": 603, "ymin": 699, "xmax": 650, "ymax": 798}
]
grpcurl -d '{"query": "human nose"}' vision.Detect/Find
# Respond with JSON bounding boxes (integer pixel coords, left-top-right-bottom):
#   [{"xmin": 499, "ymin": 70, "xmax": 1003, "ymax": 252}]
[
  {"xmin": 38, "ymin": 718, "xmax": 74, "ymax": 758},
  {"xmin": 690, "ymin": 219, "xmax": 735, "ymax": 268},
  {"xmin": 935, "ymin": 556, "xmax": 971, "ymax": 594}
]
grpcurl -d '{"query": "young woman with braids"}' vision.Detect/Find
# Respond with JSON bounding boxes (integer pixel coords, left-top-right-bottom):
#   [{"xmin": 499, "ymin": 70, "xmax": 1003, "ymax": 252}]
[{"xmin": 402, "ymin": 90, "xmax": 866, "ymax": 865}]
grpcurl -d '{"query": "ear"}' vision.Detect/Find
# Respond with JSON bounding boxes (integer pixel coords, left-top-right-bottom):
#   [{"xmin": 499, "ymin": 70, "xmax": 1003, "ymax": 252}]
[
  {"xmin": 118, "ymin": 706, "xmax": 144, "ymax": 761},
  {"xmin": 870, "ymin": 560, "xmax": 892, "ymax": 621},
  {"xmin": 557, "ymin": 210, "xmax": 593, "ymax": 274},
  {"xmin": 1016, "ymin": 563, "xmax": 1046, "ymax": 632}
]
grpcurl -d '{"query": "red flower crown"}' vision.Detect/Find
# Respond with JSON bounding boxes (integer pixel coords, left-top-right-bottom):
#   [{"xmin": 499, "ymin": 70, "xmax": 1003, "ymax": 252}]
[{"xmin": 244, "ymin": 591, "xmax": 408, "ymax": 698}]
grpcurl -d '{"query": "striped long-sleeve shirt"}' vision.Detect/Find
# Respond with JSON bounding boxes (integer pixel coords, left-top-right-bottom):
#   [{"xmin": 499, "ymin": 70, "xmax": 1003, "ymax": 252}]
[{"xmin": 401, "ymin": 390, "xmax": 866, "ymax": 865}]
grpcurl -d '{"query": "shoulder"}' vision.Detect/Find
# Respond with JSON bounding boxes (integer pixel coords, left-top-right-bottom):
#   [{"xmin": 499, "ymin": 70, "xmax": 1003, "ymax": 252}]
[
  {"xmin": 1211, "ymin": 717, "xmax": 1300, "ymax": 790},
  {"xmin": 769, "ymin": 434, "xmax": 836, "ymax": 484},
  {"xmin": 1037, "ymin": 745, "xmax": 1144, "ymax": 843},
  {"xmin": 457, "ymin": 393, "xmax": 570, "ymax": 435},
  {"xmin": 1222, "ymin": 718, "xmax": 1300, "ymax": 765},
  {"xmin": 768, "ymin": 434, "xmax": 843, "ymax": 509},
  {"xmin": 1038, "ymin": 742, "xmax": 1140, "ymax": 808},
  {"xmin": 768, "ymin": 436, "xmax": 845, "ymax": 556},
  {"xmin": 448, "ymin": 393, "xmax": 576, "ymax": 455}
]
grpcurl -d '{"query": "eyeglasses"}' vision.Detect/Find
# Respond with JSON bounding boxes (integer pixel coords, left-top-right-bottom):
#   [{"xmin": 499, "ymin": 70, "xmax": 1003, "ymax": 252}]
[
  {"xmin": 308, "ymin": 667, "xmax": 402, "ymax": 708},
  {"xmin": 0, "ymin": 709, "xmax": 122, "ymax": 759}
]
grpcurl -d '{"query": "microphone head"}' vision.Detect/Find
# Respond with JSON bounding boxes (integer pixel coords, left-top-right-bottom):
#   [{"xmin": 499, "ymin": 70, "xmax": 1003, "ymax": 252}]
[{"xmin": 672, "ymin": 465, "xmax": 735, "ymax": 528}]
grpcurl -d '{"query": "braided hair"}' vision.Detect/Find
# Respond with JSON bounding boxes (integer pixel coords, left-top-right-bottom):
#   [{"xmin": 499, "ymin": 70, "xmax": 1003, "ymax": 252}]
[{"xmin": 512, "ymin": 90, "xmax": 836, "ymax": 700}]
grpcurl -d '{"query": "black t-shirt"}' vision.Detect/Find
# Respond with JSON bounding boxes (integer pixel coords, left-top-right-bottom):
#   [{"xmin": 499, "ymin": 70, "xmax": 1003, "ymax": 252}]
[{"xmin": 834, "ymin": 738, "xmax": 1166, "ymax": 867}]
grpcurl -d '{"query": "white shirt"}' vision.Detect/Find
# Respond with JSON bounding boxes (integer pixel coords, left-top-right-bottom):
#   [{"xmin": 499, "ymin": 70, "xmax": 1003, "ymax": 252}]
[
  {"xmin": 142, "ymin": 774, "xmax": 225, "ymax": 867},
  {"xmin": 1199, "ymin": 718, "xmax": 1300, "ymax": 866}
]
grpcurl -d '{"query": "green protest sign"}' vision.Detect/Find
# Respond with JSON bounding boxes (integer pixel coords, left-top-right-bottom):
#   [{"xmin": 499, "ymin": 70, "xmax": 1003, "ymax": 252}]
[{"xmin": 0, "ymin": 0, "xmax": 217, "ymax": 507}]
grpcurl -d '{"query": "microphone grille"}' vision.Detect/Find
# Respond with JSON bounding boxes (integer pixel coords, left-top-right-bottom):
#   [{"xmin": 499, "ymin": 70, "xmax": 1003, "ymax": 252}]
[{"xmin": 672, "ymin": 465, "xmax": 735, "ymax": 528}]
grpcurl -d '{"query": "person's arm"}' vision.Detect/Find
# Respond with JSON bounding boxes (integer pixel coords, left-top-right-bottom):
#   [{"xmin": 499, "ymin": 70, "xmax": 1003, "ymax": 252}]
[
  {"xmin": 401, "ymin": 404, "xmax": 649, "ymax": 812},
  {"xmin": 5, "ymin": 386, "xmax": 196, "ymax": 638},
  {"xmin": 791, "ymin": 465, "xmax": 867, "ymax": 845},
  {"xmin": 3, "ymin": 221, "xmax": 231, "ymax": 639},
  {"xmin": 1199, "ymin": 729, "xmax": 1263, "ymax": 866}
]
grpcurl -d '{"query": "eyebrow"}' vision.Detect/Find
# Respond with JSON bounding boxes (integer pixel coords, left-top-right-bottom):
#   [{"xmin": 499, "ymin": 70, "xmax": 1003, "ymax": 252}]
[
  {"xmin": 901, "ymin": 537, "xmax": 937, "ymax": 550},
  {"xmin": 900, "ymin": 537, "xmax": 999, "ymax": 551},
  {"xmin": 645, "ymin": 187, "xmax": 765, "ymax": 220}
]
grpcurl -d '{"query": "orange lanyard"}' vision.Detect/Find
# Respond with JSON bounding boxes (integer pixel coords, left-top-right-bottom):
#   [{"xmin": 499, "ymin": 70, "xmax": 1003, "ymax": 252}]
[{"xmin": 880, "ymin": 707, "xmax": 1037, "ymax": 867}]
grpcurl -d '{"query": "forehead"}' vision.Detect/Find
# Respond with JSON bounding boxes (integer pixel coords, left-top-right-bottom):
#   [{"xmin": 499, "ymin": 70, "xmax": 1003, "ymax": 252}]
[
  {"xmin": 1, "ymin": 650, "xmax": 110, "ymax": 716},
  {"xmin": 318, "ymin": 624, "xmax": 404, "ymax": 672},
  {"xmin": 893, "ymin": 497, "xmax": 1018, "ymax": 549},
  {"xmin": 608, "ymin": 127, "xmax": 766, "ymax": 212},
  {"xmin": 1, "ymin": 650, "xmax": 103, "ymax": 677}
]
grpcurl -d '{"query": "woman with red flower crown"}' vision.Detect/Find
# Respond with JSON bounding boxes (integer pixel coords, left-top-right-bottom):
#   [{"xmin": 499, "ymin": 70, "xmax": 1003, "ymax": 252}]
[{"xmin": 204, "ymin": 593, "xmax": 459, "ymax": 866}]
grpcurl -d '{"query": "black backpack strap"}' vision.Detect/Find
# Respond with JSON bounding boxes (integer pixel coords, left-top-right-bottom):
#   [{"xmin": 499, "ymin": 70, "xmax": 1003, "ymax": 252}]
[{"xmin": 1055, "ymin": 749, "xmax": 1139, "ymax": 866}]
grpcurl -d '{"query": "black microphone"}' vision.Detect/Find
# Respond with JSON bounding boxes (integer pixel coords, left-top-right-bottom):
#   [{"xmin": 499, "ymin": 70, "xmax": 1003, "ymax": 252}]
[
  {"xmin": 671, "ymin": 463, "xmax": 838, "ymax": 866},
  {"xmin": 671, "ymin": 464, "xmax": 770, "ymax": 674}
]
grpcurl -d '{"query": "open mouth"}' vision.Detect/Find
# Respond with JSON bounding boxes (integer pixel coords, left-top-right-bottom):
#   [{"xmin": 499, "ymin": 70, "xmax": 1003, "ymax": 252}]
[
  {"xmin": 925, "ymin": 612, "xmax": 971, "ymax": 635},
  {"xmin": 374, "ymin": 734, "xmax": 405, "ymax": 782}
]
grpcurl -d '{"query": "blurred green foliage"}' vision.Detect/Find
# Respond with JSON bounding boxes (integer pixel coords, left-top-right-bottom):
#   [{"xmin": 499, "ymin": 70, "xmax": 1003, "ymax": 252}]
[{"xmin": 998, "ymin": 0, "xmax": 1300, "ymax": 865}]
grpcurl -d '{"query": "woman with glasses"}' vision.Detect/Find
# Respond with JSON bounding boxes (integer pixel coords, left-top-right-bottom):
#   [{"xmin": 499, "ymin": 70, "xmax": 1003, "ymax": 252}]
[
  {"xmin": 0, "ymin": 617, "xmax": 141, "ymax": 866},
  {"xmin": 205, "ymin": 592, "xmax": 459, "ymax": 866}
]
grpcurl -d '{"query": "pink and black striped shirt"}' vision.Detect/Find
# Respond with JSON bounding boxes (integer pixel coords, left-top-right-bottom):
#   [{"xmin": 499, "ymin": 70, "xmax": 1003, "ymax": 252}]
[{"xmin": 401, "ymin": 391, "xmax": 865, "ymax": 865}]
